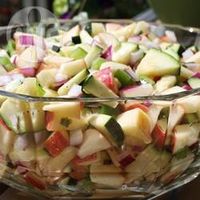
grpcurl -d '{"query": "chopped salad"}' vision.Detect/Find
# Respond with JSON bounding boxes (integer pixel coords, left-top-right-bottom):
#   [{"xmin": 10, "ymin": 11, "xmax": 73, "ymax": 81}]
[{"xmin": 0, "ymin": 21, "xmax": 199, "ymax": 193}]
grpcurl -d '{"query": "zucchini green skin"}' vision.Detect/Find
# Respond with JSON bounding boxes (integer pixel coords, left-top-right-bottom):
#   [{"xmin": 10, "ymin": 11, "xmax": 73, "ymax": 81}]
[
  {"xmin": 83, "ymin": 75, "xmax": 119, "ymax": 108},
  {"xmin": 89, "ymin": 114, "xmax": 124, "ymax": 147},
  {"xmin": 105, "ymin": 117, "xmax": 124, "ymax": 147}
]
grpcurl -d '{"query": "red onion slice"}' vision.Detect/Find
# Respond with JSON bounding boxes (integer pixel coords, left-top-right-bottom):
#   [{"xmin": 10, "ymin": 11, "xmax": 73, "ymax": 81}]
[
  {"xmin": 101, "ymin": 45, "xmax": 112, "ymax": 60},
  {"xmin": 19, "ymin": 67, "xmax": 36, "ymax": 77},
  {"xmin": 19, "ymin": 35, "xmax": 34, "ymax": 46}
]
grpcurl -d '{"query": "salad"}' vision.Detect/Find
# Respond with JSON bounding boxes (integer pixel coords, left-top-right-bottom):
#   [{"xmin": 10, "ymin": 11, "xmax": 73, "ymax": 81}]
[{"xmin": 0, "ymin": 21, "xmax": 199, "ymax": 194}]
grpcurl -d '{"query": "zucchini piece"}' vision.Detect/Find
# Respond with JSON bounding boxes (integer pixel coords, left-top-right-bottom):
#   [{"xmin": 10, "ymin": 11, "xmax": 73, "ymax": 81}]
[
  {"xmin": 83, "ymin": 75, "xmax": 118, "ymax": 108},
  {"xmin": 163, "ymin": 48, "xmax": 179, "ymax": 60},
  {"xmin": 6, "ymin": 39, "xmax": 15, "ymax": 56},
  {"xmin": 114, "ymin": 69, "xmax": 135, "ymax": 87},
  {"xmin": 84, "ymin": 45, "xmax": 102, "ymax": 67},
  {"xmin": 180, "ymin": 66, "xmax": 193, "ymax": 79},
  {"xmin": 52, "ymin": 45, "xmax": 60, "ymax": 52},
  {"xmin": 58, "ymin": 69, "xmax": 89, "ymax": 95},
  {"xmin": 155, "ymin": 75, "xmax": 177, "ymax": 93},
  {"xmin": 89, "ymin": 114, "xmax": 124, "ymax": 147},
  {"xmin": 0, "ymin": 56, "xmax": 14, "ymax": 71},
  {"xmin": 60, "ymin": 59, "xmax": 87, "ymax": 78},
  {"xmin": 91, "ymin": 23, "xmax": 105, "ymax": 36},
  {"xmin": 84, "ymin": 23, "xmax": 92, "ymax": 35},
  {"xmin": 80, "ymin": 30, "xmax": 93, "ymax": 44},
  {"xmin": 139, "ymin": 75, "xmax": 155, "ymax": 85},
  {"xmin": 112, "ymin": 42, "xmax": 138, "ymax": 65},
  {"xmin": 91, "ymin": 57, "xmax": 106, "ymax": 70},
  {"xmin": 72, "ymin": 36, "xmax": 81, "ymax": 44},
  {"xmin": 69, "ymin": 47, "xmax": 87, "ymax": 60},
  {"xmin": 100, "ymin": 105, "xmax": 120, "ymax": 117},
  {"xmin": 182, "ymin": 113, "xmax": 199, "ymax": 124},
  {"xmin": 136, "ymin": 49, "xmax": 180, "ymax": 78}
]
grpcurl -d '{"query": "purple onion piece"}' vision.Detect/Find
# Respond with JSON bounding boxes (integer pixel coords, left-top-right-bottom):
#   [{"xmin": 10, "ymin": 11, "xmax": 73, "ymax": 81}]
[
  {"xmin": 182, "ymin": 84, "xmax": 192, "ymax": 91},
  {"xmin": 19, "ymin": 35, "xmax": 34, "ymax": 46},
  {"xmin": 192, "ymin": 72, "xmax": 200, "ymax": 78},
  {"xmin": 101, "ymin": 45, "xmax": 112, "ymax": 60},
  {"xmin": 143, "ymin": 100, "xmax": 152, "ymax": 107}
]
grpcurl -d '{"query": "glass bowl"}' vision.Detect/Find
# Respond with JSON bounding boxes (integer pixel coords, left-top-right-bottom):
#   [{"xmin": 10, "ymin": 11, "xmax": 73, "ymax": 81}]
[{"xmin": 0, "ymin": 20, "xmax": 200, "ymax": 200}]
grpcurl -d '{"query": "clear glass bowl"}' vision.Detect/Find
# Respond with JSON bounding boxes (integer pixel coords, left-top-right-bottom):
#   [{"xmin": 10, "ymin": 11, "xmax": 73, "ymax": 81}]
[{"xmin": 0, "ymin": 20, "xmax": 200, "ymax": 199}]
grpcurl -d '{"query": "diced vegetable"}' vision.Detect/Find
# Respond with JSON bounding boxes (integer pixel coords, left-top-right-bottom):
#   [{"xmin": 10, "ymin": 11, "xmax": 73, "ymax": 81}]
[{"xmin": 136, "ymin": 49, "xmax": 180, "ymax": 78}]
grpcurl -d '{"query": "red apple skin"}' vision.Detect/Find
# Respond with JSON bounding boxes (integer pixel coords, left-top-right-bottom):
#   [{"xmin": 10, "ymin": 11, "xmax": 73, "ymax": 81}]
[
  {"xmin": 24, "ymin": 172, "xmax": 46, "ymax": 190},
  {"xmin": 119, "ymin": 154, "xmax": 135, "ymax": 168},
  {"xmin": 70, "ymin": 162, "xmax": 88, "ymax": 181},
  {"xmin": 53, "ymin": 79, "xmax": 68, "ymax": 90},
  {"xmin": 171, "ymin": 135, "xmax": 176, "ymax": 153},
  {"xmin": 152, "ymin": 124, "xmax": 166, "ymax": 150},
  {"xmin": 123, "ymin": 103, "xmax": 149, "ymax": 113},
  {"xmin": 72, "ymin": 153, "xmax": 97, "ymax": 166},
  {"xmin": 44, "ymin": 131, "xmax": 69, "ymax": 157},
  {"xmin": 0, "ymin": 118, "xmax": 11, "ymax": 131},
  {"xmin": 94, "ymin": 67, "xmax": 118, "ymax": 93},
  {"xmin": 19, "ymin": 68, "xmax": 36, "ymax": 77}
]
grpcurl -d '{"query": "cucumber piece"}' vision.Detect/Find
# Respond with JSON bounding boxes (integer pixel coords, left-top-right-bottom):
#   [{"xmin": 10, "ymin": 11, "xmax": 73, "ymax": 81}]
[
  {"xmin": 83, "ymin": 75, "xmax": 118, "ymax": 108},
  {"xmin": 163, "ymin": 48, "xmax": 179, "ymax": 60},
  {"xmin": 161, "ymin": 43, "xmax": 182, "ymax": 54},
  {"xmin": 91, "ymin": 57, "xmax": 106, "ymax": 70},
  {"xmin": 72, "ymin": 36, "xmax": 81, "ymax": 44},
  {"xmin": 158, "ymin": 107, "xmax": 169, "ymax": 120},
  {"xmin": 174, "ymin": 147, "xmax": 189, "ymax": 159},
  {"xmin": 188, "ymin": 77, "xmax": 200, "ymax": 89},
  {"xmin": 58, "ymin": 69, "xmax": 89, "ymax": 95},
  {"xmin": 80, "ymin": 30, "xmax": 93, "ymax": 44},
  {"xmin": 180, "ymin": 66, "xmax": 193, "ymax": 79},
  {"xmin": 114, "ymin": 69, "xmax": 135, "ymax": 87},
  {"xmin": 84, "ymin": 23, "xmax": 92, "ymax": 35},
  {"xmin": 60, "ymin": 59, "xmax": 87, "ymax": 78},
  {"xmin": 136, "ymin": 49, "xmax": 180, "ymax": 78},
  {"xmin": 52, "ymin": 45, "xmax": 60, "ymax": 52},
  {"xmin": 89, "ymin": 114, "xmax": 124, "ymax": 147},
  {"xmin": 91, "ymin": 23, "xmax": 105, "ymax": 36},
  {"xmin": 169, "ymin": 43, "xmax": 181, "ymax": 53},
  {"xmin": 0, "ymin": 64, "xmax": 7, "ymax": 75},
  {"xmin": 155, "ymin": 75, "xmax": 177, "ymax": 93},
  {"xmin": 77, "ymin": 43, "xmax": 92, "ymax": 53},
  {"xmin": 6, "ymin": 39, "xmax": 15, "ymax": 56},
  {"xmin": 182, "ymin": 113, "xmax": 199, "ymax": 124},
  {"xmin": 69, "ymin": 47, "xmax": 87, "ymax": 60},
  {"xmin": 112, "ymin": 42, "xmax": 138, "ymax": 65},
  {"xmin": 0, "ymin": 56, "xmax": 14, "ymax": 71},
  {"xmin": 84, "ymin": 45, "xmax": 102, "ymax": 67},
  {"xmin": 139, "ymin": 75, "xmax": 155, "ymax": 85},
  {"xmin": 0, "ymin": 99, "xmax": 32, "ymax": 134},
  {"xmin": 100, "ymin": 105, "xmax": 120, "ymax": 117},
  {"xmin": 60, "ymin": 46, "xmax": 77, "ymax": 57}
]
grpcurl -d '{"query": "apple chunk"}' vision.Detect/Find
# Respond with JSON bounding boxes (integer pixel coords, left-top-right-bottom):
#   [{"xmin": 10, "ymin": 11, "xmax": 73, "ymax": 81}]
[
  {"xmin": 45, "ymin": 146, "xmax": 77, "ymax": 176},
  {"xmin": 44, "ymin": 131, "xmax": 69, "ymax": 157},
  {"xmin": 78, "ymin": 129, "xmax": 111, "ymax": 159},
  {"xmin": 0, "ymin": 118, "xmax": 15, "ymax": 156},
  {"xmin": 44, "ymin": 102, "xmax": 86, "ymax": 131},
  {"xmin": 172, "ymin": 123, "xmax": 200, "ymax": 153},
  {"xmin": 152, "ymin": 119, "xmax": 167, "ymax": 149},
  {"xmin": 90, "ymin": 164, "xmax": 124, "ymax": 188},
  {"xmin": 24, "ymin": 171, "xmax": 46, "ymax": 190},
  {"xmin": 117, "ymin": 108, "xmax": 152, "ymax": 143}
]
